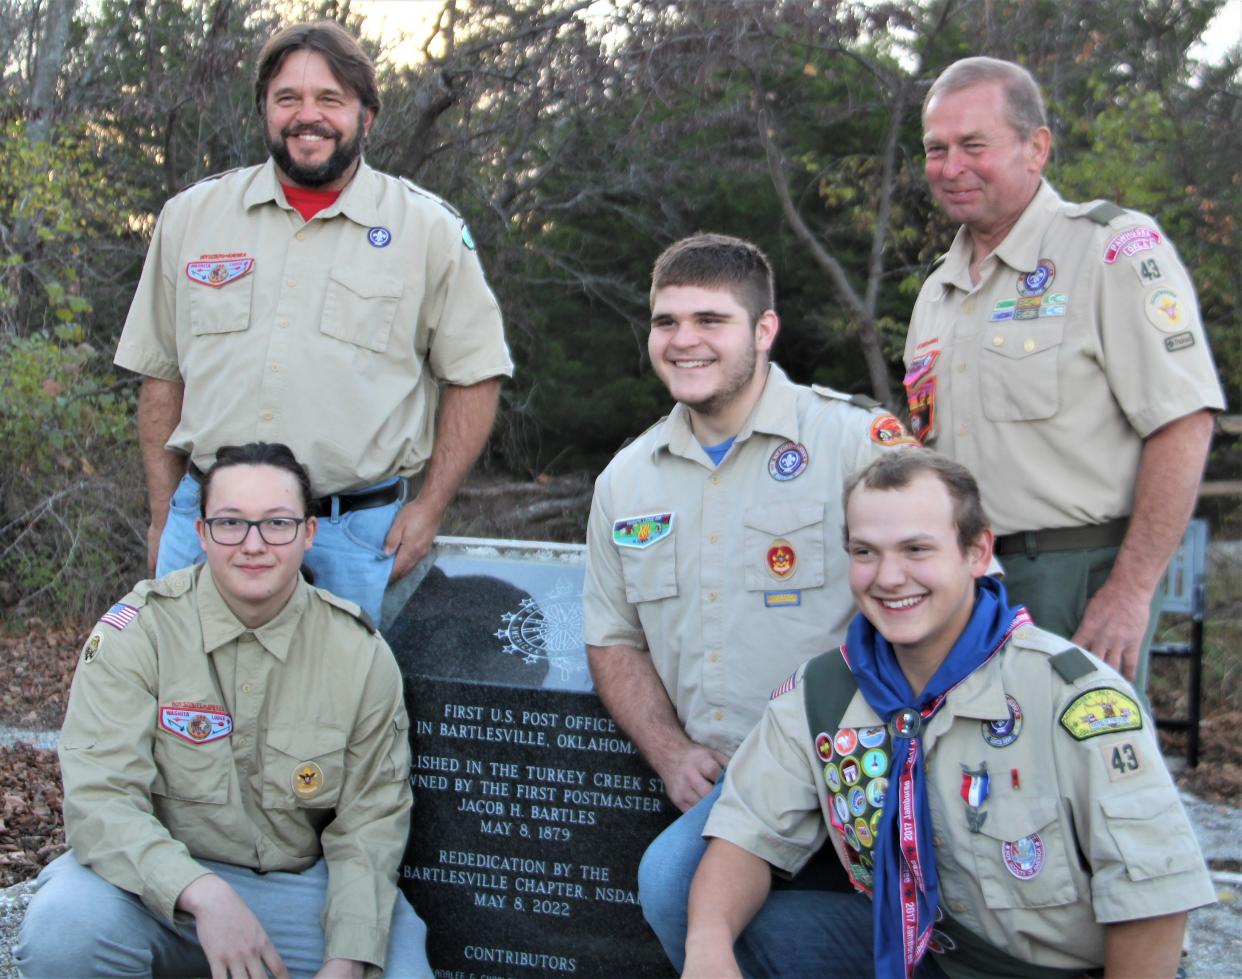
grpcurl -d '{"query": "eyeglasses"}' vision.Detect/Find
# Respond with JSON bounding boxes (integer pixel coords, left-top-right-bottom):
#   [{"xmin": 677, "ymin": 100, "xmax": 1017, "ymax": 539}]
[{"xmin": 203, "ymin": 516, "xmax": 307, "ymax": 546}]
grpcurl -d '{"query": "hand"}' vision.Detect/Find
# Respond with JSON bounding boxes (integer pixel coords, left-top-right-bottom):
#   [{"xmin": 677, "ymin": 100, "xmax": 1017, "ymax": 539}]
[
  {"xmin": 658, "ymin": 742, "xmax": 730, "ymax": 813},
  {"xmin": 314, "ymin": 959, "xmax": 365, "ymax": 979},
  {"xmin": 1071, "ymin": 581, "xmax": 1153, "ymax": 682},
  {"xmin": 384, "ymin": 498, "xmax": 441, "ymax": 582},
  {"xmin": 147, "ymin": 517, "xmax": 166, "ymax": 577},
  {"xmin": 176, "ymin": 874, "xmax": 289, "ymax": 979}
]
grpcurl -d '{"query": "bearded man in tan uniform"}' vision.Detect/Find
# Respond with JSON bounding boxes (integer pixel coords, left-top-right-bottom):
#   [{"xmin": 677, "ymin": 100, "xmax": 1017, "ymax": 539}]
[
  {"xmin": 114, "ymin": 22, "xmax": 512, "ymax": 626},
  {"xmin": 904, "ymin": 57, "xmax": 1224, "ymax": 693}
]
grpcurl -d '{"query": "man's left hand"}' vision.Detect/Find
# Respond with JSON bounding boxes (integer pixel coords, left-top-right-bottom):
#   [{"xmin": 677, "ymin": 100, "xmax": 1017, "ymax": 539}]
[
  {"xmin": 314, "ymin": 959, "xmax": 365, "ymax": 979},
  {"xmin": 1071, "ymin": 581, "xmax": 1152, "ymax": 682},
  {"xmin": 384, "ymin": 498, "xmax": 442, "ymax": 582}
]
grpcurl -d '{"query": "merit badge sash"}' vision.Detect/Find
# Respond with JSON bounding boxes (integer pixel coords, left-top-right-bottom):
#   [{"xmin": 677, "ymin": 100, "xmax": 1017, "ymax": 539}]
[{"xmin": 159, "ymin": 702, "xmax": 233, "ymax": 744}]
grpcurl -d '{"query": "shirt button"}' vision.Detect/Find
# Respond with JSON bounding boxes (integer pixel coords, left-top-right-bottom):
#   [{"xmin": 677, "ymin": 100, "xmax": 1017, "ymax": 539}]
[
  {"xmin": 933, "ymin": 834, "xmax": 943, "ymax": 848},
  {"xmin": 713, "ymin": 709, "xmax": 725, "ymax": 721},
  {"xmin": 956, "ymin": 362, "xmax": 967, "ymax": 373},
  {"xmin": 963, "ymin": 299, "xmax": 976, "ymax": 314},
  {"xmin": 237, "ymin": 736, "xmax": 249, "ymax": 746},
  {"xmin": 707, "ymin": 651, "xmax": 720, "ymax": 663},
  {"xmin": 1023, "ymin": 338, "xmax": 1036, "ymax": 352},
  {"xmin": 708, "ymin": 533, "xmax": 719, "ymax": 544},
  {"xmin": 958, "ymin": 424, "xmax": 969, "ymax": 436},
  {"xmin": 262, "ymin": 412, "xmax": 274, "ymax": 421},
  {"xmin": 285, "ymin": 278, "xmax": 296, "ymax": 288},
  {"xmin": 949, "ymin": 900, "xmax": 967, "ymax": 914},
  {"xmin": 295, "ymin": 232, "xmax": 305, "ymax": 241},
  {"xmin": 278, "ymin": 318, "xmax": 289, "ymax": 329},
  {"xmin": 707, "ymin": 591, "xmax": 718, "ymax": 602},
  {"xmin": 242, "ymin": 683, "xmax": 253, "ymax": 694},
  {"xmin": 710, "ymin": 474, "xmax": 720, "ymax": 485},
  {"xmin": 270, "ymin": 363, "xmax": 280, "ymax": 372},
  {"xmin": 992, "ymin": 334, "xmax": 1005, "ymax": 346}
]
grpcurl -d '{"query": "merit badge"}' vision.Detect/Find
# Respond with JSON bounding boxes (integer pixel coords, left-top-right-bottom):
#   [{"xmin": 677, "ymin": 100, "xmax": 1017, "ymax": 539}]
[
  {"xmin": 866, "ymin": 777, "xmax": 888, "ymax": 809},
  {"xmin": 81, "ymin": 632, "xmax": 102, "ymax": 664},
  {"xmin": 834, "ymin": 793, "xmax": 850, "ymax": 824},
  {"xmin": 824, "ymin": 763, "xmax": 842, "ymax": 792},
  {"xmin": 848, "ymin": 786, "xmax": 867, "ymax": 817},
  {"xmin": 889, "ymin": 707, "xmax": 922, "ymax": 739},
  {"xmin": 1144, "ymin": 287, "xmax": 1185, "ymax": 333},
  {"xmin": 1100, "ymin": 739, "xmax": 1146, "ymax": 782},
  {"xmin": 767, "ymin": 441, "xmax": 809, "ymax": 481},
  {"xmin": 960, "ymin": 762, "xmax": 990, "ymax": 834},
  {"xmin": 185, "ymin": 255, "xmax": 254, "ymax": 288},
  {"xmin": 816, "ymin": 732, "xmax": 834, "ymax": 761},
  {"xmin": 292, "ymin": 761, "xmax": 325, "ymax": 799},
  {"xmin": 833, "ymin": 728, "xmax": 859, "ymax": 756},
  {"xmin": 869, "ymin": 807, "xmax": 884, "ymax": 839},
  {"xmin": 763, "ymin": 589, "xmax": 801, "ymax": 607},
  {"xmin": 1104, "ymin": 226, "xmax": 1162, "ymax": 263},
  {"xmin": 869, "ymin": 413, "xmax": 915, "ymax": 446},
  {"xmin": 982, "ymin": 695, "xmax": 1024, "ymax": 748},
  {"xmin": 1001, "ymin": 833, "xmax": 1045, "ymax": 880},
  {"xmin": 1059, "ymin": 687, "xmax": 1143, "ymax": 740},
  {"xmin": 770, "ymin": 670, "xmax": 799, "ymax": 700},
  {"xmin": 612, "ymin": 513, "xmax": 673, "ymax": 548},
  {"xmin": 766, "ymin": 539, "xmax": 797, "ymax": 580},
  {"xmin": 840, "ymin": 757, "xmax": 862, "ymax": 786},
  {"xmin": 858, "ymin": 724, "xmax": 886, "ymax": 748},
  {"xmin": 1136, "ymin": 257, "xmax": 1164, "ymax": 284},
  {"xmin": 1017, "ymin": 259, "xmax": 1056, "ymax": 297},
  {"xmin": 159, "ymin": 702, "xmax": 233, "ymax": 745},
  {"xmin": 99, "ymin": 602, "xmax": 139, "ymax": 631},
  {"xmin": 843, "ymin": 822, "xmax": 860, "ymax": 850},
  {"xmin": 462, "ymin": 224, "xmax": 476, "ymax": 250},
  {"xmin": 367, "ymin": 226, "xmax": 392, "ymax": 248},
  {"xmin": 855, "ymin": 817, "xmax": 874, "ymax": 848},
  {"xmin": 862, "ymin": 748, "xmax": 888, "ymax": 778},
  {"xmin": 1164, "ymin": 331, "xmax": 1195, "ymax": 352}
]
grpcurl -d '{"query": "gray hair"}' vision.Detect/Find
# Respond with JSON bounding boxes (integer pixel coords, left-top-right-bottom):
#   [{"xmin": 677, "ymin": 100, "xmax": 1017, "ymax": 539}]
[{"xmin": 924, "ymin": 57, "xmax": 1047, "ymax": 139}]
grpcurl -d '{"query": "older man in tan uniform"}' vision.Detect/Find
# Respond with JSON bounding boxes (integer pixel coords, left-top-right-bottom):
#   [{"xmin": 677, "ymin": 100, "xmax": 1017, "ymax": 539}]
[
  {"xmin": 904, "ymin": 57, "xmax": 1224, "ymax": 692},
  {"xmin": 582, "ymin": 233, "xmax": 914, "ymax": 970},
  {"xmin": 115, "ymin": 22, "xmax": 512, "ymax": 625}
]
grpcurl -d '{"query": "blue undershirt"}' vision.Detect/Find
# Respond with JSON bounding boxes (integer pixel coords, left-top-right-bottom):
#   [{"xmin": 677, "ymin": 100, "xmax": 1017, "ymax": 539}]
[{"xmin": 701, "ymin": 436, "xmax": 736, "ymax": 467}]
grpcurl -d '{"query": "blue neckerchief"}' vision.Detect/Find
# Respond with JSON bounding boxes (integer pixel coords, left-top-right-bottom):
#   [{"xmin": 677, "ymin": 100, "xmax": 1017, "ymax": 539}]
[
  {"xmin": 700, "ymin": 435, "xmax": 736, "ymax": 466},
  {"xmin": 843, "ymin": 576, "xmax": 1021, "ymax": 979}
]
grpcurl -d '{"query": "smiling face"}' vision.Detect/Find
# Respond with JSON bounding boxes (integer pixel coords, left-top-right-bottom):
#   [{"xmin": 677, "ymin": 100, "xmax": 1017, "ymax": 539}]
[
  {"xmin": 263, "ymin": 49, "xmax": 373, "ymax": 191},
  {"xmin": 922, "ymin": 81, "xmax": 1049, "ymax": 255},
  {"xmin": 196, "ymin": 464, "xmax": 316, "ymax": 628},
  {"xmin": 648, "ymin": 284, "xmax": 777, "ymax": 442},
  {"xmin": 846, "ymin": 472, "xmax": 992, "ymax": 674}
]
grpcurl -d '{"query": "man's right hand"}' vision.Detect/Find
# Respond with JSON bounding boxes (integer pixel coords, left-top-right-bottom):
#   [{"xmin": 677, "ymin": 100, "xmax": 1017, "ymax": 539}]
[
  {"xmin": 658, "ymin": 741, "xmax": 730, "ymax": 813},
  {"xmin": 176, "ymin": 874, "xmax": 289, "ymax": 979}
]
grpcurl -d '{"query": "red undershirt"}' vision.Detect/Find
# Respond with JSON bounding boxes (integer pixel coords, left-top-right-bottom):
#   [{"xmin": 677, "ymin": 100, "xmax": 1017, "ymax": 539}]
[{"xmin": 280, "ymin": 183, "xmax": 342, "ymax": 221}]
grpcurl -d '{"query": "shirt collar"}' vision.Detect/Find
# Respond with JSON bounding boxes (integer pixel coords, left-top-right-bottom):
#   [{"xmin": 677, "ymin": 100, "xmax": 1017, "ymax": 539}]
[
  {"xmin": 937, "ymin": 179, "xmax": 1062, "ymax": 291},
  {"xmin": 197, "ymin": 565, "xmax": 310, "ymax": 662},
  {"xmin": 242, "ymin": 158, "xmax": 378, "ymax": 227},
  {"xmin": 652, "ymin": 363, "xmax": 801, "ymax": 463}
]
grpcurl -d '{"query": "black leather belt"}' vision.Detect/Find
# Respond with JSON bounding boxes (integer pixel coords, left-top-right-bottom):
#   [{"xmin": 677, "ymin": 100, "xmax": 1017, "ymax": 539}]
[
  {"xmin": 995, "ymin": 517, "xmax": 1128, "ymax": 558},
  {"xmin": 310, "ymin": 479, "xmax": 407, "ymax": 517}
]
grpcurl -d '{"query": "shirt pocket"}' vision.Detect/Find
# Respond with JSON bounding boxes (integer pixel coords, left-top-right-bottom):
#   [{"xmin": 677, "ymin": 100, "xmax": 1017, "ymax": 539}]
[
  {"xmin": 262, "ymin": 725, "xmax": 348, "ymax": 810},
  {"xmin": 968, "ymin": 796, "xmax": 1078, "ymax": 908},
  {"xmin": 1099, "ymin": 785, "xmax": 1204, "ymax": 880},
  {"xmin": 188, "ymin": 273, "xmax": 255, "ymax": 337},
  {"xmin": 151, "ymin": 733, "xmax": 232, "ymax": 804},
  {"xmin": 742, "ymin": 501, "xmax": 826, "ymax": 591},
  {"xmin": 979, "ymin": 320, "xmax": 1064, "ymax": 422},
  {"xmin": 321, "ymin": 269, "xmax": 404, "ymax": 353},
  {"xmin": 617, "ymin": 532, "xmax": 678, "ymax": 604}
]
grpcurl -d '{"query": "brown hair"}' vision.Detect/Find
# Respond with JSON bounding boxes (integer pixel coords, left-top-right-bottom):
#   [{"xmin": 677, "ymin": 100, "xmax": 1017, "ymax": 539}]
[
  {"xmin": 843, "ymin": 448, "xmax": 988, "ymax": 553},
  {"xmin": 200, "ymin": 443, "xmax": 314, "ymax": 517},
  {"xmin": 923, "ymin": 56, "xmax": 1046, "ymax": 139},
  {"xmin": 255, "ymin": 21, "xmax": 380, "ymax": 118},
  {"xmin": 650, "ymin": 233, "xmax": 776, "ymax": 326}
]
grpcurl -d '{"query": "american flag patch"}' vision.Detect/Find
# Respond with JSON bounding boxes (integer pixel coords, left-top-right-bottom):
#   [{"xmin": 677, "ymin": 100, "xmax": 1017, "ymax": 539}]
[
  {"xmin": 769, "ymin": 670, "xmax": 799, "ymax": 700},
  {"xmin": 99, "ymin": 603, "xmax": 139, "ymax": 631}
]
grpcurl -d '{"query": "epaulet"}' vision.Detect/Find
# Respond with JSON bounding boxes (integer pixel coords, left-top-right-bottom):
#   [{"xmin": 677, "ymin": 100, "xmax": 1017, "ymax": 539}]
[
  {"xmin": 617, "ymin": 414, "xmax": 668, "ymax": 454},
  {"xmin": 924, "ymin": 253, "xmax": 948, "ymax": 280},
  {"xmin": 1082, "ymin": 201, "xmax": 1127, "ymax": 227},
  {"xmin": 1050, "ymin": 647, "xmax": 1099, "ymax": 684},
  {"xmin": 181, "ymin": 166, "xmax": 246, "ymax": 193},
  {"xmin": 810, "ymin": 384, "xmax": 879, "ymax": 411},
  {"xmin": 134, "ymin": 565, "xmax": 198, "ymax": 602},
  {"xmin": 313, "ymin": 586, "xmax": 378, "ymax": 634},
  {"xmin": 397, "ymin": 176, "xmax": 463, "ymax": 220}
]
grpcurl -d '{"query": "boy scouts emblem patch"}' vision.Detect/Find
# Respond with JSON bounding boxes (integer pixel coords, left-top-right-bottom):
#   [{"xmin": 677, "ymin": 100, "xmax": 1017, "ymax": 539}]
[
  {"xmin": 367, "ymin": 227, "xmax": 392, "ymax": 247},
  {"xmin": 1059, "ymin": 687, "xmax": 1143, "ymax": 740},
  {"xmin": 982, "ymin": 695, "xmax": 1024, "ymax": 747},
  {"xmin": 82, "ymin": 633, "xmax": 102, "ymax": 663},
  {"xmin": 159, "ymin": 702, "xmax": 233, "ymax": 744},
  {"xmin": 766, "ymin": 539, "xmax": 796, "ymax": 580},
  {"xmin": 1144, "ymin": 287, "xmax": 1185, "ymax": 333},
  {"xmin": 99, "ymin": 602, "xmax": 139, "ymax": 631},
  {"xmin": 1002, "ymin": 833, "xmax": 1045, "ymax": 879},
  {"xmin": 1016, "ymin": 259, "xmax": 1056, "ymax": 297},
  {"xmin": 185, "ymin": 255, "xmax": 254, "ymax": 288},
  {"xmin": 869, "ymin": 414, "xmax": 915, "ymax": 446},
  {"xmin": 1104, "ymin": 226, "xmax": 1161, "ymax": 263},
  {"xmin": 767, "ymin": 441, "xmax": 808, "ymax": 481},
  {"xmin": 293, "ymin": 762, "xmax": 325, "ymax": 798},
  {"xmin": 612, "ymin": 513, "xmax": 673, "ymax": 548}
]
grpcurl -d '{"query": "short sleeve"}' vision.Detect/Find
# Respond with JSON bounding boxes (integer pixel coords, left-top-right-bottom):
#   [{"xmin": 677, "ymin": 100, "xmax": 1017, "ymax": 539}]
[
  {"xmin": 114, "ymin": 203, "xmax": 183, "ymax": 382},
  {"xmin": 581, "ymin": 468, "xmax": 647, "ymax": 649}
]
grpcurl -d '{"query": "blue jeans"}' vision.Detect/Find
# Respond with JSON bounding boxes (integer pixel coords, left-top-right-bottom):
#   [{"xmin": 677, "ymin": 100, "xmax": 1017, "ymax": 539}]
[
  {"xmin": 16, "ymin": 850, "xmax": 431, "ymax": 978},
  {"xmin": 158, "ymin": 472, "xmax": 399, "ymax": 625}
]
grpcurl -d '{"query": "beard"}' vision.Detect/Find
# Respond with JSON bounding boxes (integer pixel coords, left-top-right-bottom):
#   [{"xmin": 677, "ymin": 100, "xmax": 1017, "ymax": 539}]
[
  {"xmin": 672, "ymin": 342, "xmax": 760, "ymax": 418},
  {"xmin": 266, "ymin": 109, "xmax": 366, "ymax": 188}
]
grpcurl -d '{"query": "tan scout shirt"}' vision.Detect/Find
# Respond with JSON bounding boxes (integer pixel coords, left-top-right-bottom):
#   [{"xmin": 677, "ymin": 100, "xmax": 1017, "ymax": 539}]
[
  {"xmin": 582, "ymin": 364, "xmax": 913, "ymax": 755},
  {"xmin": 115, "ymin": 159, "xmax": 513, "ymax": 495},
  {"xmin": 61, "ymin": 566, "xmax": 412, "ymax": 970},
  {"xmin": 707, "ymin": 626, "xmax": 1215, "ymax": 973},
  {"xmin": 904, "ymin": 181, "xmax": 1224, "ymax": 536}
]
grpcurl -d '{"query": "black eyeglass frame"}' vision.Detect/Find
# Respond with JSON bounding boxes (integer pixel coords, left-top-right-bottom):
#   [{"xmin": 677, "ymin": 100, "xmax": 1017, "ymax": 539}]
[{"xmin": 202, "ymin": 516, "xmax": 308, "ymax": 546}]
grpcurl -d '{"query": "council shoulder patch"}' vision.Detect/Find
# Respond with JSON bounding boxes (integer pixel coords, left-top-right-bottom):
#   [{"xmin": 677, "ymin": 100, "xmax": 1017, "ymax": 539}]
[
  {"xmin": 1059, "ymin": 687, "xmax": 1143, "ymax": 740},
  {"xmin": 1104, "ymin": 226, "xmax": 1161, "ymax": 264},
  {"xmin": 612, "ymin": 513, "xmax": 673, "ymax": 548},
  {"xmin": 869, "ymin": 413, "xmax": 916, "ymax": 446}
]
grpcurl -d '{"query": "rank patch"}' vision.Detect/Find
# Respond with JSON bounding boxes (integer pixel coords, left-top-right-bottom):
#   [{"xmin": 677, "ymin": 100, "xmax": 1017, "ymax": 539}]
[
  {"xmin": 982, "ymin": 695, "xmax": 1024, "ymax": 747},
  {"xmin": 99, "ymin": 602, "xmax": 139, "ymax": 631},
  {"xmin": 612, "ymin": 513, "xmax": 673, "ymax": 548},
  {"xmin": 1017, "ymin": 259, "xmax": 1056, "ymax": 297},
  {"xmin": 768, "ymin": 441, "xmax": 809, "ymax": 481},
  {"xmin": 869, "ymin": 413, "xmax": 915, "ymax": 446},
  {"xmin": 1059, "ymin": 687, "xmax": 1143, "ymax": 740},
  {"xmin": 159, "ymin": 702, "xmax": 233, "ymax": 745},
  {"xmin": 185, "ymin": 255, "xmax": 254, "ymax": 288},
  {"xmin": 763, "ymin": 589, "xmax": 801, "ymax": 607},
  {"xmin": 1104, "ymin": 226, "xmax": 1162, "ymax": 263},
  {"xmin": 367, "ymin": 226, "xmax": 392, "ymax": 248},
  {"xmin": 1100, "ymin": 739, "xmax": 1146, "ymax": 782},
  {"xmin": 81, "ymin": 632, "xmax": 102, "ymax": 664},
  {"xmin": 293, "ymin": 761, "xmax": 325, "ymax": 798},
  {"xmin": 1002, "ymin": 833, "xmax": 1045, "ymax": 879},
  {"xmin": 1164, "ymin": 331, "xmax": 1196, "ymax": 352},
  {"xmin": 1144, "ymin": 287, "xmax": 1186, "ymax": 333},
  {"xmin": 766, "ymin": 539, "xmax": 797, "ymax": 580}
]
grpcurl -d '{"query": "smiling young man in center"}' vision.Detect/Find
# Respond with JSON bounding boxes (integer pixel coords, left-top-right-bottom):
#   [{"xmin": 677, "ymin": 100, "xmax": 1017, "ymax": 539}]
[{"xmin": 581, "ymin": 233, "xmax": 915, "ymax": 969}]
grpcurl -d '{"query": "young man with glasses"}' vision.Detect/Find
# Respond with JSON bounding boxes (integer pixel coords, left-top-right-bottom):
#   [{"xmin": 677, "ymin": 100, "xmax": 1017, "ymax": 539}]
[{"xmin": 17, "ymin": 443, "xmax": 430, "ymax": 979}]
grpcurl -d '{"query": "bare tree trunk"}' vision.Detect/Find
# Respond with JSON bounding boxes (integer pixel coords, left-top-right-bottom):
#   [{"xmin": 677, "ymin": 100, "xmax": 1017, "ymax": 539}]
[{"xmin": 27, "ymin": 0, "xmax": 76, "ymax": 144}]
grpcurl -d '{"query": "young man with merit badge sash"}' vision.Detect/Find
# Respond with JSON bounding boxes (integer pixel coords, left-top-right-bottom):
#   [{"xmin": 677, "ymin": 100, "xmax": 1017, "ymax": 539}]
[
  {"xmin": 16, "ymin": 444, "xmax": 430, "ymax": 979},
  {"xmin": 581, "ymin": 233, "xmax": 916, "ymax": 970},
  {"xmin": 905, "ymin": 57, "xmax": 1224, "ymax": 696},
  {"xmin": 683, "ymin": 450, "xmax": 1214, "ymax": 979}
]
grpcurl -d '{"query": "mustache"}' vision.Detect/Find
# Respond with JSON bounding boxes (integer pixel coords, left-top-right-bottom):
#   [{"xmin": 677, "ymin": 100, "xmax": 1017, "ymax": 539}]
[{"xmin": 281, "ymin": 124, "xmax": 339, "ymax": 140}]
